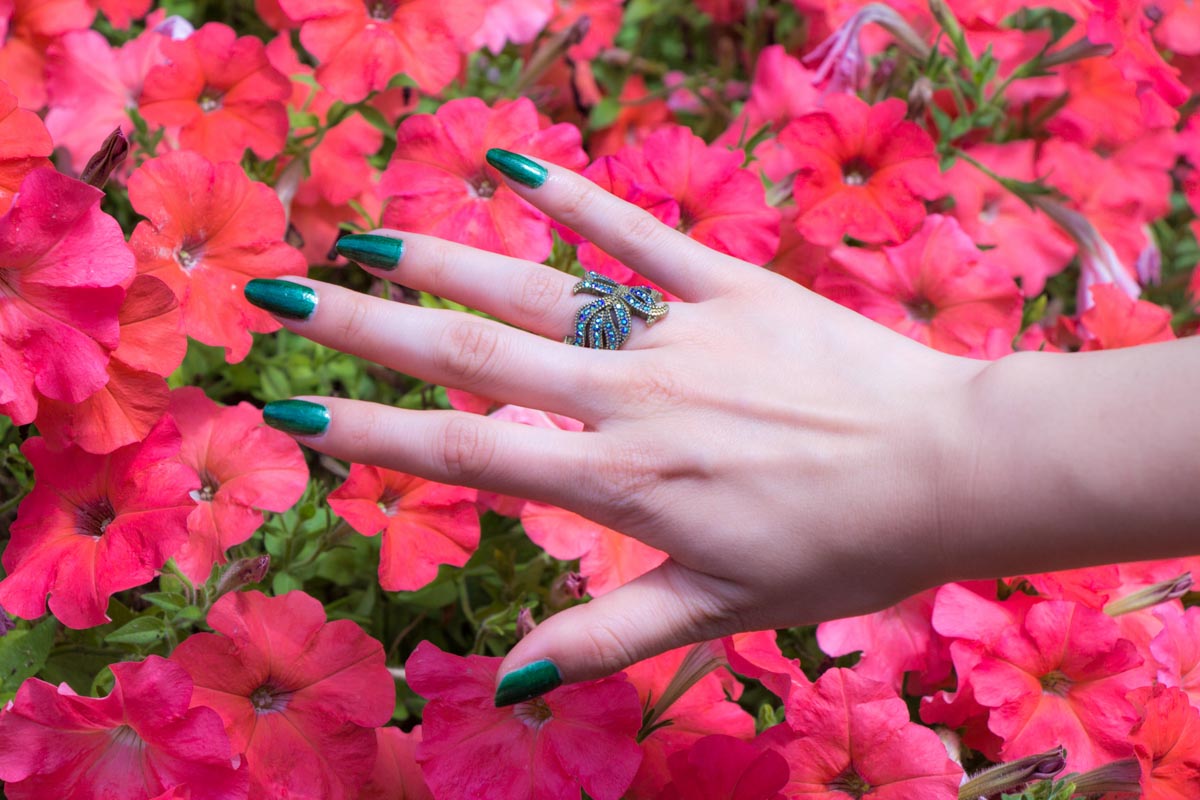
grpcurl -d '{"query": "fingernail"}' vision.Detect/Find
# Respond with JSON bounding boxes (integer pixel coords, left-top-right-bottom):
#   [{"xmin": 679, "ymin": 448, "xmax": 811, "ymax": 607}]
[
  {"xmin": 244, "ymin": 279, "xmax": 317, "ymax": 320},
  {"xmin": 336, "ymin": 233, "xmax": 404, "ymax": 270},
  {"xmin": 486, "ymin": 148, "xmax": 547, "ymax": 188},
  {"xmin": 262, "ymin": 399, "xmax": 329, "ymax": 437},
  {"xmin": 494, "ymin": 659, "xmax": 562, "ymax": 707}
]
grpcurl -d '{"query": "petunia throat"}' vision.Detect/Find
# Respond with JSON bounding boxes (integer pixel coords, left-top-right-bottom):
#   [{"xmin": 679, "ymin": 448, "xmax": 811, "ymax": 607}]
[
  {"xmin": 365, "ymin": 0, "xmax": 399, "ymax": 20},
  {"xmin": 828, "ymin": 766, "xmax": 872, "ymax": 799},
  {"xmin": 512, "ymin": 697, "xmax": 553, "ymax": 731},
  {"xmin": 76, "ymin": 498, "xmax": 116, "ymax": 538},
  {"xmin": 250, "ymin": 682, "xmax": 292, "ymax": 714}
]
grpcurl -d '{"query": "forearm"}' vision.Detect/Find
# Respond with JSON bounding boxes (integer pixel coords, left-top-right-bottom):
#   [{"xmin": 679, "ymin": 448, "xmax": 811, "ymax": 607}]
[{"xmin": 940, "ymin": 338, "xmax": 1200, "ymax": 580}]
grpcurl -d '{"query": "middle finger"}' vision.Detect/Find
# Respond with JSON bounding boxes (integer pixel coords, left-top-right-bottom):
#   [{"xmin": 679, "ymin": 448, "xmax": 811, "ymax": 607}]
[{"xmin": 244, "ymin": 276, "xmax": 636, "ymax": 423}]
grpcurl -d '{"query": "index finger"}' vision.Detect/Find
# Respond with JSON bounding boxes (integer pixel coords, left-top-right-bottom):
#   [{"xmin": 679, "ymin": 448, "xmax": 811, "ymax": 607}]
[{"xmin": 485, "ymin": 149, "xmax": 746, "ymax": 301}]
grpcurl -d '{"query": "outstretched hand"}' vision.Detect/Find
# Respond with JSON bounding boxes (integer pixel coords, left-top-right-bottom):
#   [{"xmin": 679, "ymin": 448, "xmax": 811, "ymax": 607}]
[{"xmin": 246, "ymin": 150, "xmax": 988, "ymax": 703}]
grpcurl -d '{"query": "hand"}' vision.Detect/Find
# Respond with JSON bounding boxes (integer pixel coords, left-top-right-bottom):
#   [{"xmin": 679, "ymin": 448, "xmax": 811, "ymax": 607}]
[{"xmin": 246, "ymin": 151, "xmax": 986, "ymax": 701}]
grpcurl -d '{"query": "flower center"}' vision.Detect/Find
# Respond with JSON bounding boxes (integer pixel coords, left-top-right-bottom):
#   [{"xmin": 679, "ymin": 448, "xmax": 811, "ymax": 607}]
[
  {"xmin": 904, "ymin": 295, "xmax": 937, "ymax": 322},
  {"xmin": 841, "ymin": 157, "xmax": 873, "ymax": 186},
  {"xmin": 377, "ymin": 490, "xmax": 403, "ymax": 516},
  {"xmin": 365, "ymin": 0, "xmax": 398, "ymax": 20},
  {"xmin": 197, "ymin": 87, "xmax": 224, "ymax": 112},
  {"xmin": 979, "ymin": 196, "xmax": 1001, "ymax": 225},
  {"xmin": 250, "ymin": 683, "xmax": 291, "ymax": 714},
  {"xmin": 177, "ymin": 238, "xmax": 204, "ymax": 271},
  {"xmin": 829, "ymin": 766, "xmax": 871, "ymax": 798},
  {"xmin": 108, "ymin": 724, "xmax": 146, "ymax": 752},
  {"xmin": 512, "ymin": 697, "xmax": 553, "ymax": 730},
  {"xmin": 1040, "ymin": 670, "xmax": 1072, "ymax": 697},
  {"xmin": 76, "ymin": 498, "xmax": 116, "ymax": 538},
  {"xmin": 471, "ymin": 175, "xmax": 497, "ymax": 198},
  {"xmin": 189, "ymin": 471, "xmax": 219, "ymax": 503}
]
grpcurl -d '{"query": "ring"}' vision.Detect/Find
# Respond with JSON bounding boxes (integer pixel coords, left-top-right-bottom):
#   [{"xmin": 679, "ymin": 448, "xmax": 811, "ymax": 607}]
[{"xmin": 564, "ymin": 271, "xmax": 670, "ymax": 350}]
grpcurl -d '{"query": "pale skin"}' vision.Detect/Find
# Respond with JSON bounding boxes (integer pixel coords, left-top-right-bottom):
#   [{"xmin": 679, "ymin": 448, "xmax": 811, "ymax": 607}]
[{"xmin": 264, "ymin": 157, "xmax": 1200, "ymax": 693}]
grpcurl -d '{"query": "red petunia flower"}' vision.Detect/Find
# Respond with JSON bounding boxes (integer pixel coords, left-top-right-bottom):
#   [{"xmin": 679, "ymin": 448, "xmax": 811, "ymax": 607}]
[
  {"xmin": 0, "ymin": 80, "xmax": 51, "ymax": 214},
  {"xmin": 88, "ymin": 0, "xmax": 151, "ymax": 27},
  {"xmin": 34, "ymin": 274, "xmax": 183, "ymax": 454},
  {"xmin": 0, "ymin": 167, "xmax": 132, "ymax": 426},
  {"xmin": 171, "ymin": 590, "xmax": 395, "ymax": 800},
  {"xmin": 278, "ymin": 0, "xmax": 482, "ymax": 102},
  {"xmin": 1129, "ymin": 683, "xmax": 1200, "ymax": 798},
  {"xmin": 360, "ymin": 726, "xmax": 433, "ymax": 800},
  {"xmin": 1079, "ymin": 282, "xmax": 1177, "ymax": 350},
  {"xmin": 0, "ymin": 0, "xmax": 94, "ymax": 108},
  {"xmin": 820, "ymin": 214, "xmax": 1022, "ymax": 358},
  {"xmin": 168, "ymin": 387, "xmax": 309, "ymax": 584},
  {"xmin": 1150, "ymin": 604, "xmax": 1200, "ymax": 706},
  {"xmin": 762, "ymin": 667, "xmax": 963, "ymax": 799},
  {"xmin": 779, "ymin": 94, "xmax": 944, "ymax": 246},
  {"xmin": 0, "ymin": 416, "xmax": 197, "ymax": 629},
  {"xmin": 577, "ymin": 125, "xmax": 781, "ymax": 290},
  {"xmin": 127, "ymin": 150, "xmax": 306, "ymax": 362},
  {"xmin": 929, "ymin": 582, "xmax": 1143, "ymax": 771},
  {"xmin": 547, "ymin": 0, "xmax": 623, "ymax": 60},
  {"xmin": 380, "ymin": 96, "xmax": 587, "ymax": 262},
  {"xmin": 659, "ymin": 735, "xmax": 789, "ymax": 800},
  {"xmin": 406, "ymin": 640, "xmax": 643, "ymax": 800},
  {"xmin": 328, "ymin": 463, "xmax": 480, "ymax": 592},
  {"xmin": 0, "ymin": 656, "xmax": 247, "ymax": 800},
  {"xmin": 140, "ymin": 22, "xmax": 291, "ymax": 163}
]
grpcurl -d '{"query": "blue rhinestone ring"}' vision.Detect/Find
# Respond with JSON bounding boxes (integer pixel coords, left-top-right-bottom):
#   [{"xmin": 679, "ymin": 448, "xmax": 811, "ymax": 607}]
[{"xmin": 564, "ymin": 271, "xmax": 669, "ymax": 350}]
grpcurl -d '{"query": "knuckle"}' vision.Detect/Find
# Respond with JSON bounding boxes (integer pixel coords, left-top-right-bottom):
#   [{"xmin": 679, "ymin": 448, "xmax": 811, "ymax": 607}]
[
  {"xmin": 601, "ymin": 439, "xmax": 663, "ymax": 505},
  {"xmin": 512, "ymin": 268, "xmax": 566, "ymax": 325},
  {"xmin": 345, "ymin": 405, "xmax": 381, "ymax": 455},
  {"xmin": 423, "ymin": 241, "xmax": 454, "ymax": 292},
  {"xmin": 613, "ymin": 210, "xmax": 669, "ymax": 261},
  {"xmin": 627, "ymin": 367, "xmax": 687, "ymax": 407},
  {"xmin": 437, "ymin": 415, "xmax": 497, "ymax": 483},
  {"xmin": 435, "ymin": 320, "xmax": 503, "ymax": 387},
  {"xmin": 554, "ymin": 182, "xmax": 596, "ymax": 227},
  {"xmin": 581, "ymin": 619, "xmax": 641, "ymax": 676},
  {"xmin": 336, "ymin": 295, "xmax": 372, "ymax": 342}
]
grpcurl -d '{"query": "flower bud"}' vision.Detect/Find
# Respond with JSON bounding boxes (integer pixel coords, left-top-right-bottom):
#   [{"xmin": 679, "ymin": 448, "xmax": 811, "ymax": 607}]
[
  {"xmin": 0, "ymin": 605, "xmax": 15, "ymax": 637},
  {"xmin": 1104, "ymin": 573, "xmax": 1192, "ymax": 616},
  {"xmin": 957, "ymin": 746, "xmax": 1067, "ymax": 799},
  {"xmin": 214, "ymin": 555, "xmax": 271, "ymax": 600},
  {"xmin": 515, "ymin": 608, "xmax": 537, "ymax": 641},
  {"xmin": 1069, "ymin": 758, "xmax": 1141, "ymax": 794},
  {"xmin": 79, "ymin": 129, "xmax": 129, "ymax": 189},
  {"xmin": 643, "ymin": 640, "xmax": 727, "ymax": 733},
  {"xmin": 549, "ymin": 572, "xmax": 588, "ymax": 607}
]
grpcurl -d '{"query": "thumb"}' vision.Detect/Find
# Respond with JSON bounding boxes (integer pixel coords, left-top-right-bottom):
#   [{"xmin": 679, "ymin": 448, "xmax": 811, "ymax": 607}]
[{"xmin": 493, "ymin": 560, "xmax": 736, "ymax": 706}]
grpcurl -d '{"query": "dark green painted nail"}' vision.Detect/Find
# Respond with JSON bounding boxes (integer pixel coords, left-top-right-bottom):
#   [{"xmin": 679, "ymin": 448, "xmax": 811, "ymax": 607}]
[
  {"xmin": 494, "ymin": 659, "xmax": 562, "ymax": 707},
  {"xmin": 486, "ymin": 148, "xmax": 547, "ymax": 188},
  {"xmin": 262, "ymin": 400, "xmax": 329, "ymax": 437},
  {"xmin": 244, "ymin": 279, "xmax": 317, "ymax": 320},
  {"xmin": 336, "ymin": 233, "xmax": 404, "ymax": 270}
]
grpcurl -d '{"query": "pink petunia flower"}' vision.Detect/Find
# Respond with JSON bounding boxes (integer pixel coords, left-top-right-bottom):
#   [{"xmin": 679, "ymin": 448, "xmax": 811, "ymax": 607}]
[
  {"xmin": 359, "ymin": 726, "xmax": 433, "ymax": 800},
  {"xmin": 1150, "ymin": 604, "xmax": 1200, "ymax": 706},
  {"xmin": 623, "ymin": 646, "xmax": 756, "ymax": 798},
  {"xmin": 278, "ymin": 0, "xmax": 483, "ymax": 102},
  {"xmin": 0, "ymin": 167, "xmax": 133, "ymax": 426},
  {"xmin": 0, "ymin": 656, "xmax": 247, "ymax": 799},
  {"xmin": 0, "ymin": 0, "xmax": 94, "ymax": 108},
  {"xmin": 816, "ymin": 588, "xmax": 952, "ymax": 695},
  {"xmin": 762, "ymin": 667, "xmax": 963, "ymax": 799},
  {"xmin": 140, "ymin": 22, "xmax": 291, "ymax": 163},
  {"xmin": 779, "ymin": 94, "xmax": 945, "ymax": 246},
  {"xmin": 327, "ymin": 463, "xmax": 480, "ymax": 592},
  {"xmin": 406, "ymin": 640, "xmax": 643, "ymax": 800},
  {"xmin": 0, "ymin": 416, "xmax": 197, "ymax": 629},
  {"xmin": 127, "ymin": 150, "xmax": 306, "ymax": 363},
  {"xmin": 520, "ymin": 500, "xmax": 667, "ymax": 597},
  {"xmin": 168, "ymin": 387, "xmax": 309, "ymax": 584},
  {"xmin": 1078, "ymin": 282, "xmax": 1177, "ymax": 350},
  {"xmin": 820, "ymin": 214, "xmax": 1022, "ymax": 358},
  {"xmin": 33, "ymin": 274, "xmax": 183, "ymax": 454},
  {"xmin": 469, "ymin": 0, "xmax": 554, "ymax": 54},
  {"xmin": 547, "ymin": 0, "xmax": 623, "ymax": 60},
  {"xmin": 576, "ymin": 125, "xmax": 781, "ymax": 292},
  {"xmin": 1129, "ymin": 683, "xmax": 1200, "ymax": 798},
  {"xmin": 659, "ymin": 734, "xmax": 789, "ymax": 800},
  {"xmin": 0, "ymin": 80, "xmax": 52, "ymax": 213},
  {"xmin": 928, "ymin": 582, "xmax": 1144, "ymax": 771},
  {"xmin": 379, "ymin": 96, "xmax": 587, "ymax": 262},
  {"xmin": 171, "ymin": 590, "xmax": 395, "ymax": 800},
  {"xmin": 43, "ymin": 24, "xmax": 175, "ymax": 174}
]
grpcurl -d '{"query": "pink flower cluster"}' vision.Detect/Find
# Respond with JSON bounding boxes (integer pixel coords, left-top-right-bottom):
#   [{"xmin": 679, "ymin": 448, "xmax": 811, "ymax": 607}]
[{"xmin": 0, "ymin": 0, "xmax": 1198, "ymax": 796}]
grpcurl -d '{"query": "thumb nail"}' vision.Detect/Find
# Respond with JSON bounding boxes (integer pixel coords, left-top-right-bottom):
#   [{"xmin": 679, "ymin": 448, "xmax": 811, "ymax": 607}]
[{"xmin": 495, "ymin": 659, "xmax": 562, "ymax": 707}]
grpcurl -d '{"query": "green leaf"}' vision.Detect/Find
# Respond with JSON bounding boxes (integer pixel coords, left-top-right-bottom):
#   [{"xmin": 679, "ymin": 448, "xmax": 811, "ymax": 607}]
[
  {"xmin": 273, "ymin": 572, "xmax": 304, "ymax": 595},
  {"xmin": 356, "ymin": 104, "xmax": 397, "ymax": 139},
  {"xmin": 140, "ymin": 592, "xmax": 189, "ymax": 613},
  {"xmin": 0, "ymin": 618, "xmax": 56, "ymax": 693},
  {"xmin": 588, "ymin": 97, "xmax": 623, "ymax": 131},
  {"xmin": 104, "ymin": 616, "xmax": 168, "ymax": 646},
  {"xmin": 386, "ymin": 73, "xmax": 418, "ymax": 90}
]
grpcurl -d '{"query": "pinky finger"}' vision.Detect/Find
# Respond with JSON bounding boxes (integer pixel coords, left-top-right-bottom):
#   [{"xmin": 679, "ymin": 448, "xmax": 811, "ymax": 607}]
[{"xmin": 264, "ymin": 397, "xmax": 598, "ymax": 509}]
